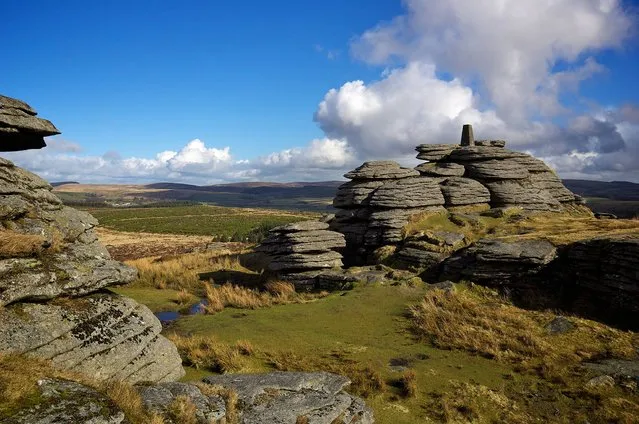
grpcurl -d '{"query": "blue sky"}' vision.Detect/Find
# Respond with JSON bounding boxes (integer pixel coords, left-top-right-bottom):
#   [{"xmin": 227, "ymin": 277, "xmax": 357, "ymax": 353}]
[
  {"xmin": 2, "ymin": 0, "xmax": 639, "ymax": 183},
  {"xmin": 2, "ymin": 0, "xmax": 402, "ymax": 158}
]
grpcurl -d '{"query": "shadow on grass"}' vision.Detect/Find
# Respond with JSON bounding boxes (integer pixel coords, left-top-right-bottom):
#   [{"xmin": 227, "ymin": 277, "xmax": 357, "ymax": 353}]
[{"xmin": 198, "ymin": 269, "xmax": 263, "ymax": 288}]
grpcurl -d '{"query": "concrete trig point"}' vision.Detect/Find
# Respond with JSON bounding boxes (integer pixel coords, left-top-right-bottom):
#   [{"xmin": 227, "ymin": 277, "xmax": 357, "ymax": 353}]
[{"xmin": 460, "ymin": 124, "xmax": 474, "ymax": 146}]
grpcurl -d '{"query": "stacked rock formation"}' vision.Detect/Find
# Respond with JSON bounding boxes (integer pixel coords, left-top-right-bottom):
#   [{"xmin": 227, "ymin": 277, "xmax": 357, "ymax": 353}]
[
  {"xmin": 330, "ymin": 161, "xmax": 446, "ymax": 263},
  {"xmin": 256, "ymin": 220, "xmax": 347, "ymax": 290},
  {"xmin": 0, "ymin": 95, "xmax": 60, "ymax": 151},
  {"xmin": 331, "ymin": 125, "xmax": 581, "ymax": 262},
  {"xmin": 0, "ymin": 97, "xmax": 184, "ymax": 383}
]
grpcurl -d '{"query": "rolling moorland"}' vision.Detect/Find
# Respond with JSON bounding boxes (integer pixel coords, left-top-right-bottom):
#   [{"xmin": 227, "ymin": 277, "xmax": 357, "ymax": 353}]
[
  {"xmin": 51, "ymin": 179, "xmax": 639, "ymax": 218},
  {"xmin": 2, "ymin": 94, "xmax": 638, "ymax": 423}
]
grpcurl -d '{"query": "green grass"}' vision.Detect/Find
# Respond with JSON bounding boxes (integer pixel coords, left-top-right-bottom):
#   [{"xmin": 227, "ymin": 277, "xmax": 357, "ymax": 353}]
[
  {"xmin": 110, "ymin": 287, "xmax": 187, "ymax": 312},
  {"xmin": 87, "ymin": 205, "xmax": 315, "ymax": 237},
  {"xmin": 166, "ymin": 285, "xmax": 514, "ymax": 423}
]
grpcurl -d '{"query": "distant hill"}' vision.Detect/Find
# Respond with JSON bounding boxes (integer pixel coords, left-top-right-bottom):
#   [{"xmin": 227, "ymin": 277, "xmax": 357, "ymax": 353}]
[
  {"xmin": 50, "ymin": 181, "xmax": 79, "ymax": 187},
  {"xmin": 563, "ymin": 179, "xmax": 639, "ymax": 201}
]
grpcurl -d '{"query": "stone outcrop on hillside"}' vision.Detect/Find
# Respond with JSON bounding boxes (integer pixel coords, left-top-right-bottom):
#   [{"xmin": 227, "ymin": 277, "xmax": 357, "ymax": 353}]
[
  {"xmin": 0, "ymin": 95, "xmax": 59, "ymax": 152},
  {"xmin": 0, "ymin": 157, "xmax": 185, "ymax": 383},
  {"xmin": 8, "ymin": 373, "xmax": 374, "ymax": 424},
  {"xmin": 330, "ymin": 125, "xmax": 580, "ymax": 263},
  {"xmin": 256, "ymin": 221, "xmax": 348, "ymax": 290}
]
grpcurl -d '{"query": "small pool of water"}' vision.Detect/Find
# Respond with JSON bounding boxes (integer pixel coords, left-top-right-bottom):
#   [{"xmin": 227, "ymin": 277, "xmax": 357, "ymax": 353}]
[{"xmin": 155, "ymin": 299, "xmax": 208, "ymax": 324}]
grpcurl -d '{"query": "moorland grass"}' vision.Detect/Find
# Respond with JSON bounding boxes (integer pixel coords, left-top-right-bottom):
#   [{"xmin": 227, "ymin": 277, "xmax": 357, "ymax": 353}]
[
  {"xmin": 0, "ymin": 354, "xmax": 164, "ymax": 424},
  {"xmin": 89, "ymin": 205, "xmax": 314, "ymax": 237}
]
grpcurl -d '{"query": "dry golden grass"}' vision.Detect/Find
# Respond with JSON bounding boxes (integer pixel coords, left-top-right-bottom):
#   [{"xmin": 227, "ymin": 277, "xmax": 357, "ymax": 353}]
[
  {"xmin": 266, "ymin": 351, "xmax": 386, "ymax": 398},
  {"xmin": 0, "ymin": 354, "xmax": 164, "ymax": 423},
  {"xmin": 195, "ymin": 383, "xmax": 238, "ymax": 424},
  {"xmin": 167, "ymin": 334, "xmax": 253, "ymax": 374},
  {"xmin": 175, "ymin": 289, "xmax": 196, "ymax": 306},
  {"xmin": 402, "ymin": 207, "xmax": 639, "ymax": 247},
  {"xmin": 399, "ymin": 369, "xmax": 417, "ymax": 398},
  {"xmin": 166, "ymin": 395, "xmax": 197, "ymax": 424},
  {"xmin": 490, "ymin": 212, "xmax": 639, "ymax": 245},
  {"xmin": 97, "ymin": 228, "xmax": 240, "ymax": 261},
  {"xmin": 0, "ymin": 230, "xmax": 47, "ymax": 258},
  {"xmin": 126, "ymin": 251, "xmax": 250, "ymax": 292},
  {"xmin": 203, "ymin": 282, "xmax": 329, "ymax": 315},
  {"xmin": 432, "ymin": 380, "xmax": 534, "ymax": 424},
  {"xmin": 409, "ymin": 286, "xmax": 637, "ymax": 372}
]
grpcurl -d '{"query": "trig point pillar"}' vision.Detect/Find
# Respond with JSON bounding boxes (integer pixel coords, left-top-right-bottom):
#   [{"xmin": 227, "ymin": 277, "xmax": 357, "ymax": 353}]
[{"xmin": 460, "ymin": 124, "xmax": 474, "ymax": 147}]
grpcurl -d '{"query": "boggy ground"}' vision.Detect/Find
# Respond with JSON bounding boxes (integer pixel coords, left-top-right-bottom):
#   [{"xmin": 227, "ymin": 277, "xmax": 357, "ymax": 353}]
[{"xmin": 107, "ymin": 229, "xmax": 639, "ymax": 424}]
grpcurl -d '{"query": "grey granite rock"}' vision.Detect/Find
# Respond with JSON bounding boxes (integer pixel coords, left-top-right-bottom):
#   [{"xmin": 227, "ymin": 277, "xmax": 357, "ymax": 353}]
[
  {"xmin": 269, "ymin": 221, "xmax": 329, "ymax": 232},
  {"xmin": 415, "ymin": 162, "xmax": 465, "ymax": 177},
  {"xmin": 344, "ymin": 161, "xmax": 419, "ymax": 180},
  {"xmin": 441, "ymin": 238, "xmax": 557, "ymax": 287},
  {"xmin": 484, "ymin": 179, "xmax": 561, "ymax": 210},
  {"xmin": 268, "ymin": 251, "xmax": 343, "ymax": 271},
  {"xmin": 203, "ymin": 372, "xmax": 374, "ymax": 424},
  {"xmin": 369, "ymin": 177, "xmax": 445, "ymax": 208},
  {"xmin": 0, "ymin": 94, "xmax": 60, "ymax": 152},
  {"xmin": 333, "ymin": 180, "xmax": 385, "ymax": 208},
  {"xmin": 475, "ymin": 140, "xmax": 506, "ymax": 148},
  {"xmin": 449, "ymin": 146, "xmax": 528, "ymax": 161},
  {"xmin": 415, "ymin": 144, "xmax": 458, "ymax": 161},
  {"xmin": 439, "ymin": 177, "xmax": 491, "ymax": 206},
  {"xmin": 465, "ymin": 159, "xmax": 530, "ymax": 180},
  {"xmin": 138, "ymin": 382, "xmax": 226, "ymax": 424},
  {"xmin": 529, "ymin": 171, "xmax": 576, "ymax": 202},
  {"xmin": 2, "ymin": 379, "xmax": 128, "ymax": 424},
  {"xmin": 0, "ymin": 292, "xmax": 185, "ymax": 384}
]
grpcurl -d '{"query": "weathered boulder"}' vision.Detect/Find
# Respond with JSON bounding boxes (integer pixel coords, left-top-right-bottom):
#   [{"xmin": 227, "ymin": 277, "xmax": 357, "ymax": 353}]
[
  {"xmin": 484, "ymin": 179, "xmax": 561, "ymax": 210},
  {"xmin": 441, "ymin": 238, "xmax": 558, "ymax": 287},
  {"xmin": 529, "ymin": 171, "xmax": 577, "ymax": 202},
  {"xmin": 415, "ymin": 144, "xmax": 457, "ymax": 161},
  {"xmin": 448, "ymin": 146, "xmax": 527, "ymax": 162},
  {"xmin": 256, "ymin": 221, "xmax": 346, "ymax": 288},
  {"xmin": 439, "ymin": 177, "xmax": 491, "ymax": 206},
  {"xmin": 369, "ymin": 177, "xmax": 445, "ymax": 208},
  {"xmin": 202, "ymin": 372, "xmax": 374, "ymax": 424},
  {"xmin": 333, "ymin": 180, "xmax": 385, "ymax": 208},
  {"xmin": 0, "ymin": 95, "xmax": 60, "ymax": 152},
  {"xmin": 344, "ymin": 161, "xmax": 419, "ymax": 180},
  {"xmin": 475, "ymin": 139, "xmax": 506, "ymax": 148},
  {"xmin": 0, "ymin": 157, "xmax": 185, "ymax": 383},
  {"xmin": 415, "ymin": 162, "xmax": 465, "ymax": 177},
  {"xmin": 0, "ymin": 292, "xmax": 184, "ymax": 383},
  {"xmin": 138, "ymin": 382, "xmax": 226, "ymax": 424},
  {"xmin": 3, "ymin": 379, "xmax": 128, "ymax": 424},
  {"xmin": 465, "ymin": 159, "xmax": 530, "ymax": 180}
]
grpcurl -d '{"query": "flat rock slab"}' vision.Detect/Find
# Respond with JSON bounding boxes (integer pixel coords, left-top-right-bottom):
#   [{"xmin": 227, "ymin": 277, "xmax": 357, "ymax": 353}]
[
  {"xmin": 465, "ymin": 159, "xmax": 530, "ymax": 180},
  {"xmin": 415, "ymin": 144, "xmax": 457, "ymax": 161},
  {"xmin": 333, "ymin": 180, "xmax": 385, "ymax": 208},
  {"xmin": 138, "ymin": 382, "xmax": 226, "ymax": 424},
  {"xmin": 485, "ymin": 179, "xmax": 561, "ymax": 209},
  {"xmin": 448, "ymin": 146, "xmax": 528, "ymax": 161},
  {"xmin": 344, "ymin": 161, "xmax": 419, "ymax": 180},
  {"xmin": 3, "ymin": 379, "xmax": 128, "ymax": 424},
  {"xmin": 203, "ymin": 372, "xmax": 374, "ymax": 424},
  {"xmin": 369, "ymin": 177, "xmax": 445, "ymax": 208},
  {"xmin": 0, "ymin": 293, "xmax": 185, "ymax": 384},
  {"xmin": 476, "ymin": 140, "xmax": 506, "ymax": 148},
  {"xmin": 268, "ymin": 251, "xmax": 343, "ymax": 271},
  {"xmin": 269, "ymin": 221, "xmax": 329, "ymax": 232},
  {"xmin": 415, "ymin": 162, "xmax": 465, "ymax": 177},
  {"xmin": 439, "ymin": 177, "xmax": 491, "ymax": 206}
]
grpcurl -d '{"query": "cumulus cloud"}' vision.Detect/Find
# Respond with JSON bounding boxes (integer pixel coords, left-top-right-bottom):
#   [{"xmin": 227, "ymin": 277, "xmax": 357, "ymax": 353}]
[
  {"xmin": 351, "ymin": 0, "xmax": 632, "ymax": 121},
  {"xmin": 2, "ymin": 137, "xmax": 356, "ymax": 184}
]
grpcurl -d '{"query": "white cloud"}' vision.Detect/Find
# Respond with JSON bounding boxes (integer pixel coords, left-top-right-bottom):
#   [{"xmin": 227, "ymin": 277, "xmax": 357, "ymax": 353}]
[{"xmin": 351, "ymin": 0, "xmax": 632, "ymax": 122}]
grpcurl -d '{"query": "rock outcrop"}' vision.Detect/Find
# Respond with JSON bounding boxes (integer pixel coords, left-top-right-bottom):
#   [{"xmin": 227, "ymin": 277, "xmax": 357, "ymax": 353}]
[
  {"xmin": 331, "ymin": 125, "xmax": 579, "ymax": 263},
  {"xmin": 0, "ymin": 102, "xmax": 184, "ymax": 383},
  {"xmin": 202, "ymin": 372, "xmax": 374, "ymax": 424},
  {"xmin": 0, "ymin": 95, "xmax": 59, "ymax": 151},
  {"xmin": 256, "ymin": 221, "xmax": 349, "ymax": 290}
]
